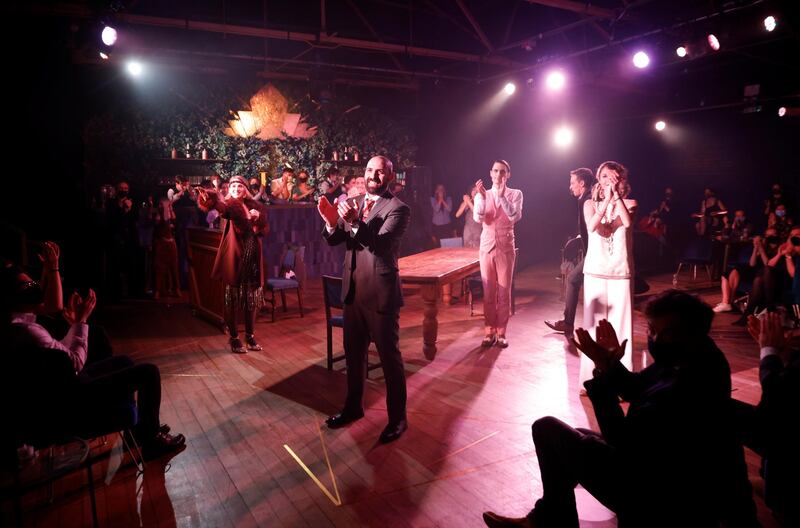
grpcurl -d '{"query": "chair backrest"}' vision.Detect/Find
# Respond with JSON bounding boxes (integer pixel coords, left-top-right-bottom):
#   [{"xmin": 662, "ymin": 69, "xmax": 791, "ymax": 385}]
[
  {"xmin": 439, "ymin": 237, "xmax": 464, "ymax": 248},
  {"xmin": 681, "ymin": 238, "xmax": 713, "ymax": 262},
  {"xmin": 322, "ymin": 275, "xmax": 343, "ymax": 320}
]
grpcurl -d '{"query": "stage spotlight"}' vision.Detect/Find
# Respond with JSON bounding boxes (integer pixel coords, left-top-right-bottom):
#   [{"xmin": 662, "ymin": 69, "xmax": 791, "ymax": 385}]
[
  {"xmin": 101, "ymin": 26, "xmax": 117, "ymax": 46},
  {"xmin": 504, "ymin": 82, "xmax": 516, "ymax": 95},
  {"xmin": 654, "ymin": 120, "xmax": 666, "ymax": 131},
  {"xmin": 676, "ymin": 46, "xmax": 687, "ymax": 58},
  {"xmin": 778, "ymin": 107, "xmax": 786, "ymax": 117},
  {"xmin": 99, "ymin": 51, "xmax": 109, "ymax": 60},
  {"xmin": 764, "ymin": 16, "xmax": 777, "ymax": 32},
  {"xmin": 127, "ymin": 60, "xmax": 143, "ymax": 77},
  {"xmin": 545, "ymin": 71, "xmax": 566, "ymax": 91},
  {"xmin": 553, "ymin": 126, "xmax": 574, "ymax": 148},
  {"xmin": 707, "ymin": 34, "xmax": 720, "ymax": 51},
  {"xmin": 632, "ymin": 51, "xmax": 650, "ymax": 69}
]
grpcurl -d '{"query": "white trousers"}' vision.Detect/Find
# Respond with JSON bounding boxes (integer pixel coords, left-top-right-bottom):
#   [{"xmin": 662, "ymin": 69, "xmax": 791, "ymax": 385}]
[{"xmin": 579, "ymin": 275, "xmax": 633, "ymax": 386}]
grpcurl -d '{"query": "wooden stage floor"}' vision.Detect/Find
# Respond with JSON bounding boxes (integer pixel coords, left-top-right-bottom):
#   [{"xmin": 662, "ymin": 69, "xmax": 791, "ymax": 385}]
[{"xmin": 17, "ymin": 264, "xmax": 780, "ymax": 527}]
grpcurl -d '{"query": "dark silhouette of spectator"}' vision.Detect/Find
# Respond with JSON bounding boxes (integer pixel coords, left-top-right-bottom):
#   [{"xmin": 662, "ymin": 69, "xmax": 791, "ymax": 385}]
[{"xmin": 483, "ymin": 290, "xmax": 757, "ymax": 528}]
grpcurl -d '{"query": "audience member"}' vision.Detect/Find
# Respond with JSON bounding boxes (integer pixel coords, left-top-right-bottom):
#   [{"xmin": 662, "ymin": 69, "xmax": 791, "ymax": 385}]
[
  {"xmin": 270, "ymin": 168, "xmax": 294, "ymax": 202},
  {"xmin": 767, "ymin": 203, "xmax": 793, "ymax": 241},
  {"xmin": 713, "ymin": 227, "xmax": 778, "ymax": 313},
  {"xmin": 482, "ymin": 290, "xmax": 757, "ymax": 528},
  {"xmin": 740, "ymin": 311, "xmax": 800, "ymax": 525},
  {"xmin": 694, "ymin": 187, "xmax": 726, "ymax": 236},
  {"xmin": 455, "ymin": 183, "xmax": 481, "ymax": 248},
  {"xmin": 291, "ymin": 170, "xmax": 315, "ymax": 202},
  {"xmin": 430, "ymin": 183, "xmax": 454, "ymax": 242}
]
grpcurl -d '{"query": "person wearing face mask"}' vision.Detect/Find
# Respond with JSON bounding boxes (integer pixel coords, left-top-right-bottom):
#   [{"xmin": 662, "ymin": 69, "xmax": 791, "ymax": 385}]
[
  {"xmin": 694, "ymin": 187, "xmax": 726, "ymax": 236},
  {"xmin": 714, "ymin": 227, "xmax": 780, "ymax": 313},
  {"xmin": 482, "ymin": 290, "xmax": 757, "ymax": 528},
  {"xmin": 249, "ymin": 177, "xmax": 268, "ymax": 204},
  {"xmin": 764, "ymin": 183, "xmax": 789, "ymax": 217},
  {"xmin": 474, "ymin": 160, "xmax": 524, "ymax": 348},
  {"xmin": 768, "ymin": 204, "xmax": 793, "ymax": 241},
  {"xmin": 732, "ymin": 227, "xmax": 793, "ymax": 326},
  {"xmin": 197, "ymin": 176, "xmax": 269, "ymax": 354},
  {"xmin": 725, "ymin": 209, "xmax": 753, "ymax": 241},
  {"xmin": 290, "ymin": 170, "xmax": 315, "ymax": 202},
  {"xmin": 1, "ymin": 248, "xmax": 186, "ymax": 460}
]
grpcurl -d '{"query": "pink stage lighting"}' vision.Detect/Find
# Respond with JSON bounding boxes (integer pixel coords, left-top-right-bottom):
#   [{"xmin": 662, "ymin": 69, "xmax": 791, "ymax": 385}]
[
  {"xmin": 707, "ymin": 34, "xmax": 720, "ymax": 51},
  {"xmin": 764, "ymin": 16, "xmax": 777, "ymax": 32},
  {"xmin": 545, "ymin": 71, "xmax": 566, "ymax": 91},
  {"xmin": 632, "ymin": 51, "xmax": 650, "ymax": 69},
  {"xmin": 101, "ymin": 26, "xmax": 117, "ymax": 47},
  {"xmin": 504, "ymin": 82, "xmax": 516, "ymax": 95},
  {"xmin": 676, "ymin": 46, "xmax": 687, "ymax": 58}
]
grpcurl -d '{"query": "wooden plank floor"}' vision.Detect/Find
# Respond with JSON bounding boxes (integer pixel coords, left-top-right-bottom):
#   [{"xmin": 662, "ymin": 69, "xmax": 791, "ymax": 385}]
[{"xmin": 15, "ymin": 264, "xmax": 781, "ymax": 528}]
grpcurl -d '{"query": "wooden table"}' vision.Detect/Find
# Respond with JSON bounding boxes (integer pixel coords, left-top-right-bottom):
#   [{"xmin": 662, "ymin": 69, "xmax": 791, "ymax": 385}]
[{"xmin": 399, "ymin": 247, "xmax": 480, "ymax": 359}]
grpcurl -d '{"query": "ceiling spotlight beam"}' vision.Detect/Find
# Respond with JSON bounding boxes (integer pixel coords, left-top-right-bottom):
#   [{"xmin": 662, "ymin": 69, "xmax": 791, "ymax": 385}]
[
  {"xmin": 455, "ymin": 0, "xmax": 494, "ymax": 52},
  {"xmin": 522, "ymin": 0, "xmax": 617, "ymax": 20}
]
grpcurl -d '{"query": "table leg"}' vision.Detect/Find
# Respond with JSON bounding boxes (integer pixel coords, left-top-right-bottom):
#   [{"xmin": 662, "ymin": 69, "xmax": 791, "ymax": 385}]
[
  {"xmin": 421, "ymin": 284, "xmax": 439, "ymax": 359},
  {"xmin": 442, "ymin": 283, "xmax": 452, "ymax": 304}
]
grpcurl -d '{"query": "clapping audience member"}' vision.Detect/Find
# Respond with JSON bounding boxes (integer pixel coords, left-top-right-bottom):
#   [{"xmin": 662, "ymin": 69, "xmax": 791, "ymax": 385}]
[
  {"xmin": 430, "ymin": 183, "xmax": 454, "ymax": 242},
  {"xmin": 1, "ymin": 255, "xmax": 186, "ymax": 460},
  {"xmin": 713, "ymin": 227, "xmax": 778, "ymax": 313},
  {"xmin": 740, "ymin": 312, "xmax": 800, "ymax": 525},
  {"xmin": 482, "ymin": 290, "xmax": 757, "ymax": 528}
]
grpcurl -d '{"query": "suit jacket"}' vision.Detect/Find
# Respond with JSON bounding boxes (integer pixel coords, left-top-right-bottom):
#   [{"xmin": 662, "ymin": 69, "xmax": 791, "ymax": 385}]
[
  {"xmin": 585, "ymin": 336, "xmax": 758, "ymax": 527},
  {"xmin": 323, "ymin": 190, "xmax": 411, "ymax": 313}
]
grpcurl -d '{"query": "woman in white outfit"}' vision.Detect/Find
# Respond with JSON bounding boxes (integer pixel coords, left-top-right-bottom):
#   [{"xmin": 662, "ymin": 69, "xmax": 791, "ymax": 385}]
[{"xmin": 579, "ymin": 161, "xmax": 637, "ymax": 387}]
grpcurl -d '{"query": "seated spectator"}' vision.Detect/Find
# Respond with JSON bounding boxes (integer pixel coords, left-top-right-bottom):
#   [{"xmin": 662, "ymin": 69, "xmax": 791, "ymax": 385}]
[
  {"xmin": 482, "ymin": 290, "xmax": 757, "ymax": 528},
  {"xmin": 768, "ymin": 204, "xmax": 793, "ymax": 241},
  {"xmin": 788, "ymin": 228, "xmax": 800, "ymax": 305},
  {"xmin": 270, "ymin": 168, "xmax": 294, "ymax": 202},
  {"xmin": 249, "ymin": 177, "xmax": 268, "ymax": 204},
  {"xmin": 694, "ymin": 187, "xmax": 726, "ymax": 236},
  {"xmin": 713, "ymin": 227, "xmax": 779, "ymax": 313},
  {"xmin": 320, "ymin": 167, "xmax": 343, "ymax": 204},
  {"xmin": 348, "ymin": 176, "xmax": 366, "ymax": 198},
  {"xmin": 734, "ymin": 228, "xmax": 795, "ymax": 325},
  {"xmin": 763, "ymin": 183, "xmax": 792, "ymax": 218},
  {"xmin": 721, "ymin": 209, "xmax": 753, "ymax": 241},
  {"xmin": 290, "ymin": 170, "xmax": 315, "ymax": 202},
  {"xmin": 1, "ymin": 255, "xmax": 185, "ymax": 460},
  {"xmin": 740, "ymin": 312, "xmax": 800, "ymax": 525},
  {"xmin": 337, "ymin": 173, "xmax": 356, "ymax": 204}
]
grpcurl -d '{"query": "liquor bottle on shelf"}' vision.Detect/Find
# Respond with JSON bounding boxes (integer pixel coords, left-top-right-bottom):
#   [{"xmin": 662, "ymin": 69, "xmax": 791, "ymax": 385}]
[
  {"xmin": 185, "ymin": 143, "xmax": 191, "ymax": 159},
  {"xmin": 171, "ymin": 147, "xmax": 177, "ymax": 159},
  {"xmin": 201, "ymin": 148, "xmax": 208, "ymax": 160},
  {"xmin": 343, "ymin": 147, "xmax": 349, "ymax": 161},
  {"xmin": 353, "ymin": 149, "xmax": 359, "ymax": 162},
  {"xmin": 332, "ymin": 150, "xmax": 339, "ymax": 161}
]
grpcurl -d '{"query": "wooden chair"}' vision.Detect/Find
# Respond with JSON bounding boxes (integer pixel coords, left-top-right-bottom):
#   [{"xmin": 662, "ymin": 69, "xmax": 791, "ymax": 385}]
[
  {"xmin": 265, "ymin": 244, "xmax": 306, "ymax": 322},
  {"xmin": 322, "ymin": 275, "xmax": 382, "ymax": 374}
]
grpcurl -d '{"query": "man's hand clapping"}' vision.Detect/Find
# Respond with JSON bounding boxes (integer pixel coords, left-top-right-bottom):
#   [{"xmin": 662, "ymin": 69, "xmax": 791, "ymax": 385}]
[
  {"xmin": 63, "ymin": 289, "xmax": 97, "ymax": 325},
  {"xmin": 572, "ymin": 319, "xmax": 627, "ymax": 373}
]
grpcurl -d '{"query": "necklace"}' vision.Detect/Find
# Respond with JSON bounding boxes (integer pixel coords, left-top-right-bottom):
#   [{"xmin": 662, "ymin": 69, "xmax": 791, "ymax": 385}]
[{"xmin": 600, "ymin": 203, "xmax": 615, "ymax": 256}]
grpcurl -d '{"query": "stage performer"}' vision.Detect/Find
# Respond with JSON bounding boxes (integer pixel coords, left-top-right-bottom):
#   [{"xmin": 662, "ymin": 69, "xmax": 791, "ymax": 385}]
[
  {"xmin": 579, "ymin": 161, "xmax": 636, "ymax": 387},
  {"xmin": 197, "ymin": 176, "xmax": 268, "ymax": 354},
  {"xmin": 473, "ymin": 160, "xmax": 523, "ymax": 348},
  {"xmin": 318, "ymin": 155, "xmax": 411, "ymax": 443}
]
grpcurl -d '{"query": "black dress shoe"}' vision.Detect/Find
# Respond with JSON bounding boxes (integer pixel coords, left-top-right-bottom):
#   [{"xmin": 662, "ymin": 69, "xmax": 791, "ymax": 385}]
[
  {"xmin": 544, "ymin": 319, "xmax": 573, "ymax": 336},
  {"xmin": 325, "ymin": 409, "xmax": 364, "ymax": 429},
  {"xmin": 379, "ymin": 419, "xmax": 408, "ymax": 443}
]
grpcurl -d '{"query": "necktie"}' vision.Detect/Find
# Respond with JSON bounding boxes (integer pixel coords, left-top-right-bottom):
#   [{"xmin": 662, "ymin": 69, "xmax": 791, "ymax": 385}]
[{"xmin": 361, "ymin": 198, "xmax": 375, "ymax": 221}]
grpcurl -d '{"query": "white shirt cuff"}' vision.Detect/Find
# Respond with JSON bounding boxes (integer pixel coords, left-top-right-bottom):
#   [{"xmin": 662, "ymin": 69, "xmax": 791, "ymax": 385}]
[{"xmin": 760, "ymin": 346, "xmax": 779, "ymax": 360}]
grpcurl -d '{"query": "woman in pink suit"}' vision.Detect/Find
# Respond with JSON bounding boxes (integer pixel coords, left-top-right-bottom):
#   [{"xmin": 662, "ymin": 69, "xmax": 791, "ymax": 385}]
[{"xmin": 473, "ymin": 160, "xmax": 523, "ymax": 348}]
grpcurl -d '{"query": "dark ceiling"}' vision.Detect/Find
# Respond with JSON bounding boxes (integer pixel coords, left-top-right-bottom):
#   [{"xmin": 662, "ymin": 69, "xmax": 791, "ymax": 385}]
[{"xmin": 19, "ymin": 0, "xmax": 798, "ymax": 98}]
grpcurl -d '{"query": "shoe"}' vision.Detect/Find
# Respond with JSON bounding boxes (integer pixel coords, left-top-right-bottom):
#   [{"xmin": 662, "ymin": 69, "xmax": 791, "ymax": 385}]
[
  {"xmin": 544, "ymin": 319, "xmax": 573, "ymax": 336},
  {"xmin": 325, "ymin": 409, "xmax": 364, "ymax": 429},
  {"xmin": 713, "ymin": 302, "xmax": 733, "ymax": 313},
  {"xmin": 245, "ymin": 334, "xmax": 262, "ymax": 351},
  {"xmin": 141, "ymin": 431, "xmax": 186, "ymax": 461},
  {"xmin": 496, "ymin": 336, "xmax": 509, "ymax": 348},
  {"xmin": 481, "ymin": 334, "xmax": 496, "ymax": 347},
  {"xmin": 379, "ymin": 419, "xmax": 408, "ymax": 443},
  {"xmin": 731, "ymin": 316, "xmax": 748, "ymax": 327},
  {"xmin": 482, "ymin": 511, "xmax": 533, "ymax": 528},
  {"xmin": 229, "ymin": 337, "xmax": 246, "ymax": 354},
  {"xmin": 158, "ymin": 423, "xmax": 170, "ymax": 435}
]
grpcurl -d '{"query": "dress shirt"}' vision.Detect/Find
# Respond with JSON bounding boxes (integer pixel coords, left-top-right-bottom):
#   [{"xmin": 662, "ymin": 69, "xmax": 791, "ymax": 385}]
[
  {"xmin": 10, "ymin": 312, "xmax": 88, "ymax": 373},
  {"xmin": 473, "ymin": 187, "xmax": 523, "ymax": 223}
]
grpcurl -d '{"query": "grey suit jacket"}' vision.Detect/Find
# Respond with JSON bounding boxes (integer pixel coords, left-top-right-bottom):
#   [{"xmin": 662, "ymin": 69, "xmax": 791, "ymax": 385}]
[{"xmin": 322, "ymin": 190, "xmax": 411, "ymax": 313}]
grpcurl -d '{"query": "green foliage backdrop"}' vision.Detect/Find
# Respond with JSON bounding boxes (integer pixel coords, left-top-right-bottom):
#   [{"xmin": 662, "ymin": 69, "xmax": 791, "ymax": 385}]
[{"xmin": 83, "ymin": 81, "xmax": 417, "ymax": 188}]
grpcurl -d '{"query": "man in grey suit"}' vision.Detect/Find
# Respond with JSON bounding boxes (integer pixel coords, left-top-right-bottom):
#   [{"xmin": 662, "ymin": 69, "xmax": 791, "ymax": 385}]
[{"xmin": 318, "ymin": 155, "xmax": 411, "ymax": 443}]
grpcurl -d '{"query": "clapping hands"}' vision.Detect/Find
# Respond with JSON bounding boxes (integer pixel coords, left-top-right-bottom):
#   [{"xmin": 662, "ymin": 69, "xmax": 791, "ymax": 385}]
[
  {"xmin": 38, "ymin": 241, "xmax": 60, "ymax": 271},
  {"xmin": 572, "ymin": 319, "xmax": 627, "ymax": 372},
  {"xmin": 63, "ymin": 289, "xmax": 97, "ymax": 325}
]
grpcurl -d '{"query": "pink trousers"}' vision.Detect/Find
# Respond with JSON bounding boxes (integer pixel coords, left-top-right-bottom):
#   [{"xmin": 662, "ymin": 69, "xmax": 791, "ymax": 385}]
[{"xmin": 479, "ymin": 247, "xmax": 516, "ymax": 335}]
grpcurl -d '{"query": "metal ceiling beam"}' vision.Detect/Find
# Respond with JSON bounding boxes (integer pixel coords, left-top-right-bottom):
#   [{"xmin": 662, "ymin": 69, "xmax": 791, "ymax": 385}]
[
  {"xmin": 29, "ymin": 3, "xmax": 517, "ymax": 68},
  {"xmin": 345, "ymin": 0, "xmax": 408, "ymax": 71},
  {"xmin": 522, "ymin": 0, "xmax": 617, "ymax": 20},
  {"xmin": 455, "ymin": 0, "xmax": 494, "ymax": 52}
]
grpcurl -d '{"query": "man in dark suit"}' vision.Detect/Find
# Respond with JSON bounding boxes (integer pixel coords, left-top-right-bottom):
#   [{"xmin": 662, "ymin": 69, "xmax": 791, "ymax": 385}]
[
  {"xmin": 483, "ymin": 290, "xmax": 758, "ymax": 527},
  {"xmin": 544, "ymin": 167, "xmax": 593, "ymax": 339},
  {"xmin": 318, "ymin": 155, "xmax": 411, "ymax": 443}
]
